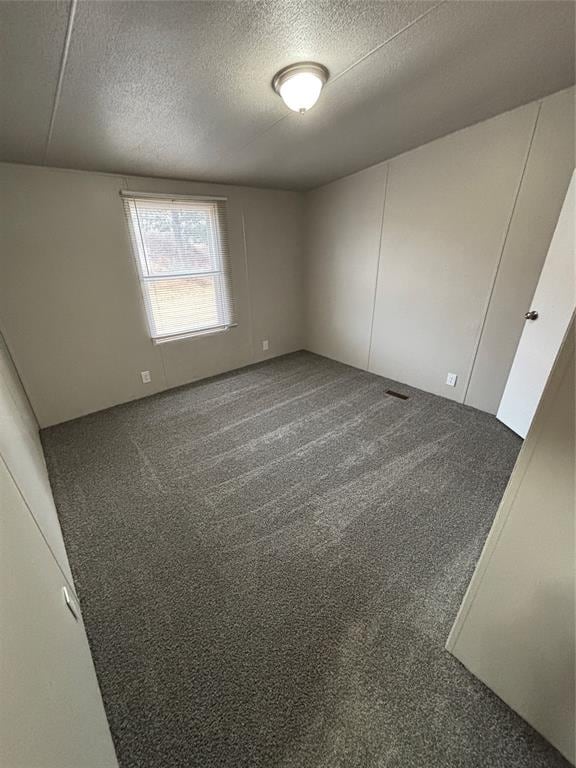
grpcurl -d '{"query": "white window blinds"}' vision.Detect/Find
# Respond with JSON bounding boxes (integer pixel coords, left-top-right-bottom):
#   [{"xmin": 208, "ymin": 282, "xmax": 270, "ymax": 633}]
[{"xmin": 122, "ymin": 192, "xmax": 235, "ymax": 341}]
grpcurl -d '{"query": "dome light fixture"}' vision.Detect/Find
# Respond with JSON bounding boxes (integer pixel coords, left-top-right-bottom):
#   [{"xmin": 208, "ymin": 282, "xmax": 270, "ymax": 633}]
[{"xmin": 272, "ymin": 62, "xmax": 329, "ymax": 114}]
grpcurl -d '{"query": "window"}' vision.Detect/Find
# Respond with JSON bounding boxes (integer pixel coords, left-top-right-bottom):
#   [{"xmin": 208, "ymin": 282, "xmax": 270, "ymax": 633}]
[{"xmin": 122, "ymin": 192, "xmax": 235, "ymax": 342}]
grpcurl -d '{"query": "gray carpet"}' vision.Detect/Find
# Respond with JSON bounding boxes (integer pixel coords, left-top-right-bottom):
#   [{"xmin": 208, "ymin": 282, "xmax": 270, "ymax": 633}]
[{"xmin": 42, "ymin": 351, "xmax": 569, "ymax": 768}]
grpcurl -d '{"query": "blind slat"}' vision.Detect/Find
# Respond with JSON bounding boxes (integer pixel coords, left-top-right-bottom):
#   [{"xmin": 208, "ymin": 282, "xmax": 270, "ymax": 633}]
[{"xmin": 123, "ymin": 195, "xmax": 235, "ymax": 340}]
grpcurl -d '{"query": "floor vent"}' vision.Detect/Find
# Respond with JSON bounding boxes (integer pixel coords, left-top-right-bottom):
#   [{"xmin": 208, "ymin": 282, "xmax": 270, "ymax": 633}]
[{"xmin": 385, "ymin": 389, "xmax": 409, "ymax": 400}]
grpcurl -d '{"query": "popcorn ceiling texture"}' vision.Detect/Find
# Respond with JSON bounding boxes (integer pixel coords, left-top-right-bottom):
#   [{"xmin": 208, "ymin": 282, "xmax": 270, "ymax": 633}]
[
  {"xmin": 42, "ymin": 352, "xmax": 568, "ymax": 768},
  {"xmin": 2, "ymin": 1, "xmax": 574, "ymax": 188}
]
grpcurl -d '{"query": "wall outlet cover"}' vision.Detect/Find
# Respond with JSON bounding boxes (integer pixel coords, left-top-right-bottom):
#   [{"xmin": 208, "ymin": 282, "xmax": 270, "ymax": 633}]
[
  {"xmin": 141, "ymin": 370, "xmax": 151, "ymax": 384},
  {"xmin": 446, "ymin": 372, "xmax": 458, "ymax": 387},
  {"xmin": 262, "ymin": 340, "xmax": 269, "ymax": 351}
]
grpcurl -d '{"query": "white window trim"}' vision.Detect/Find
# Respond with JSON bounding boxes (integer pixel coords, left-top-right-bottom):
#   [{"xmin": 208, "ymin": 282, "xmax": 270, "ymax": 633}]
[
  {"xmin": 122, "ymin": 191, "xmax": 235, "ymax": 343},
  {"xmin": 152, "ymin": 323, "xmax": 238, "ymax": 345}
]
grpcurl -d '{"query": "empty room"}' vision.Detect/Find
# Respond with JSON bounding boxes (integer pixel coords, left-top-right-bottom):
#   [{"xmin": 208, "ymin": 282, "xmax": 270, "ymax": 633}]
[{"xmin": 1, "ymin": 1, "xmax": 575, "ymax": 766}]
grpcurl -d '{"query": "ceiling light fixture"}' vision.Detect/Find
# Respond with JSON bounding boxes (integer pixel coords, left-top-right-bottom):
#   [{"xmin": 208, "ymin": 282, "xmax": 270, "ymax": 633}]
[{"xmin": 272, "ymin": 62, "xmax": 329, "ymax": 114}]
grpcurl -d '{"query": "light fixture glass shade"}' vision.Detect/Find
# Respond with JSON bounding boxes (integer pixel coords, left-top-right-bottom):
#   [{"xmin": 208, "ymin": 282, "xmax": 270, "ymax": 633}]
[
  {"xmin": 273, "ymin": 62, "xmax": 329, "ymax": 114},
  {"xmin": 279, "ymin": 72, "xmax": 323, "ymax": 113}
]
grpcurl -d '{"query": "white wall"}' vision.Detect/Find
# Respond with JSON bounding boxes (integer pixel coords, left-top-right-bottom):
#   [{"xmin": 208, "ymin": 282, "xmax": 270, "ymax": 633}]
[
  {"xmin": 305, "ymin": 87, "xmax": 575, "ymax": 412},
  {"xmin": 464, "ymin": 87, "xmax": 576, "ymax": 411},
  {"xmin": 370, "ymin": 101, "xmax": 537, "ymax": 401},
  {"xmin": 0, "ymin": 328, "xmax": 118, "ymax": 765},
  {"xmin": 0, "ymin": 329, "xmax": 72, "ymax": 582},
  {"xmin": 0, "ymin": 165, "xmax": 304, "ymax": 427},
  {"xmin": 306, "ymin": 163, "xmax": 387, "ymax": 369},
  {"xmin": 1, "ymin": 89, "xmax": 573, "ymax": 429}
]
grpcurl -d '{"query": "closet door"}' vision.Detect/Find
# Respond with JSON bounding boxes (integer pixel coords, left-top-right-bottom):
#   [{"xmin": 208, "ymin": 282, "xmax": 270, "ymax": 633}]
[
  {"xmin": 447, "ymin": 320, "xmax": 575, "ymax": 763},
  {"xmin": 0, "ymin": 457, "xmax": 118, "ymax": 768}
]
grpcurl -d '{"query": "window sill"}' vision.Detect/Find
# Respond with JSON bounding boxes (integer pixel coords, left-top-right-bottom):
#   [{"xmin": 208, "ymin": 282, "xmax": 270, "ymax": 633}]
[{"xmin": 152, "ymin": 324, "xmax": 237, "ymax": 345}]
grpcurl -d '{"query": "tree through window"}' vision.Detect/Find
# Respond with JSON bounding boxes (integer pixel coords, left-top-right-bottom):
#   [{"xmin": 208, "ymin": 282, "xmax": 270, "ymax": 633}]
[{"xmin": 122, "ymin": 194, "xmax": 234, "ymax": 341}]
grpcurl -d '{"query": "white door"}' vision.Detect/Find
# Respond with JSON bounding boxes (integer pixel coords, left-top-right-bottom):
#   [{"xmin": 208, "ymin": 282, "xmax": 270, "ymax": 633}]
[
  {"xmin": 448, "ymin": 319, "xmax": 575, "ymax": 763},
  {"xmin": 497, "ymin": 171, "xmax": 575, "ymax": 438},
  {"xmin": 0, "ymin": 456, "xmax": 118, "ymax": 768}
]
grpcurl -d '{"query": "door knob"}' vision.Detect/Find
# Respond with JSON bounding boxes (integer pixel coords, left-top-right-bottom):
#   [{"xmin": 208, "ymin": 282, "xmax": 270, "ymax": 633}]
[
  {"xmin": 524, "ymin": 310, "xmax": 539, "ymax": 320},
  {"xmin": 62, "ymin": 586, "xmax": 79, "ymax": 621}
]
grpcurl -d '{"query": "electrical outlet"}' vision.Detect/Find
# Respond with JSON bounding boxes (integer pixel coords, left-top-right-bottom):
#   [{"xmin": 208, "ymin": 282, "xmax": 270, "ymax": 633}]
[
  {"xmin": 262, "ymin": 339, "xmax": 269, "ymax": 351},
  {"xmin": 141, "ymin": 370, "xmax": 151, "ymax": 384},
  {"xmin": 446, "ymin": 372, "xmax": 458, "ymax": 387}
]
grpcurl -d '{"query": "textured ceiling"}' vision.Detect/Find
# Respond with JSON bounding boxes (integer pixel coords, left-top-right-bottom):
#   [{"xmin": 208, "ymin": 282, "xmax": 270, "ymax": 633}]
[{"xmin": 0, "ymin": 0, "xmax": 574, "ymax": 190}]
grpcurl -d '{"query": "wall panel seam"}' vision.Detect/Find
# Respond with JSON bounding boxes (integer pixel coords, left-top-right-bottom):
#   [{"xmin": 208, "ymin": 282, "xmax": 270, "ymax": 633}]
[
  {"xmin": 367, "ymin": 164, "xmax": 389, "ymax": 371},
  {"xmin": 240, "ymin": 206, "xmax": 257, "ymax": 359},
  {"xmin": 462, "ymin": 101, "xmax": 543, "ymax": 406}
]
